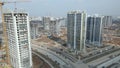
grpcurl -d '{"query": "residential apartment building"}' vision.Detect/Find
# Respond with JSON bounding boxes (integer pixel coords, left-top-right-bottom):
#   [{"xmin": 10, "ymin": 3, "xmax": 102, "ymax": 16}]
[
  {"xmin": 67, "ymin": 10, "xmax": 87, "ymax": 52},
  {"xmin": 4, "ymin": 10, "xmax": 32, "ymax": 68},
  {"xmin": 30, "ymin": 17, "xmax": 43, "ymax": 39},
  {"xmin": 43, "ymin": 16, "xmax": 51, "ymax": 35},
  {"xmin": 86, "ymin": 16, "xmax": 103, "ymax": 46},
  {"xmin": 49, "ymin": 17, "xmax": 57, "ymax": 35},
  {"xmin": 102, "ymin": 16, "xmax": 112, "ymax": 28}
]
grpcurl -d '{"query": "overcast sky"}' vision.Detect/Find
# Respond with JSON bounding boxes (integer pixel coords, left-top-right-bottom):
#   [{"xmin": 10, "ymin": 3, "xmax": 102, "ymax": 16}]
[{"xmin": 3, "ymin": 0, "xmax": 120, "ymax": 17}]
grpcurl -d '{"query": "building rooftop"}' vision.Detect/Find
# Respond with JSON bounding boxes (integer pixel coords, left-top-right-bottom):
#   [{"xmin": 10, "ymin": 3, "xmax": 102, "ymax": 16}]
[
  {"xmin": 3, "ymin": 9, "xmax": 28, "ymax": 14},
  {"xmin": 67, "ymin": 10, "xmax": 85, "ymax": 14}
]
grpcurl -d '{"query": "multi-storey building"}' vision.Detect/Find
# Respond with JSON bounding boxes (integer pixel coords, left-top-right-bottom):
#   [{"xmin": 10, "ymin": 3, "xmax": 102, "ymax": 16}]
[
  {"xmin": 67, "ymin": 10, "xmax": 87, "ymax": 52},
  {"xmin": 30, "ymin": 17, "xmax": 43, "ymax": 39},
  {"xmin": 49, "ymin": 18, "xmax": 62, "ymax": 36},
  {"xmin": 102, "ymin": 16, "xmax": 112, "ymax": 28},
  {"xmin": 4, "ymin": 10, "xmax": 32, "ymax": 68},
  {"xmin": 86, "ymin": 16, "xmax": 103, "ymax": 46},
  {"xmin": 59, "ymin": 18, "xmax": 67, "ymax": 27},
  {"xmin": 0, "ymin": 23, "xmax": 3, "ymax": 46},
  {"xmin": 55, "ymin": 18, "xmax": 62, "ymax": 36},
  {"xmin": 102, "ymin": 16, "xmax": 112, "ymax": 42},
  {"xmin": 43, "ymin": 16, "xmax": 51, "ymax": 32},
  {"xmin": 42, "ymin": 16, "xmax": 62, "ymax": 36},
  {"xmin": 49, "ymin": 17, "xmax": 57, "ymax": 35}
]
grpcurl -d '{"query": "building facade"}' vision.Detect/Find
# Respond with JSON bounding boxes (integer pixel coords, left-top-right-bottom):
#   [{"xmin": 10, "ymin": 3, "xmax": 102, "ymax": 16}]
[
  {"xmin": 42, "ymin": 17, "xmax": 62, "ymax": 36},
  {"xmin": 49, "ymin": 18, "xmax": 62, "ymax": 36},
  {"xmin": 49, "ymin": 18, "xmax": 57, "ymax": 35},
  {"xmin": 102, "ymin": 16, "xmax": 112, "ymax": 28},
  {"xmin": 30, "ymin": 17, "xmax": 43, "ymax": 39},
  {"xmin": 67, "ymin": 11, "xmax": 87, "ymax": 51},
  {"xmin": 86, "ymin": 16, "xmax": 103, "ymax": 46},
  {"xmin": 4, "ymin": 10, "xmax": 32, "ymax": 68},
  {"xmin": 43, "ymin": 16, "xmax": 51, "ymax": 35}
]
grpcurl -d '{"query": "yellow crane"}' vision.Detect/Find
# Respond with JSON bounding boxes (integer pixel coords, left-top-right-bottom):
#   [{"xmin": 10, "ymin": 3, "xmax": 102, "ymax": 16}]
[{"xmin": 0, "ymin": 0, "xmax": 30, "ymax": 68}]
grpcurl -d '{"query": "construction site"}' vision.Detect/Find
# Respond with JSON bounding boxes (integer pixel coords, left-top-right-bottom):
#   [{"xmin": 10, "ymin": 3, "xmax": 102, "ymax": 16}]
[
  {"xmin": 0, "ymin": 0, "xmax": 120, "ymax": 68},
  {"xmin": 103, "ymin": 25, "xmax": 120, "ymax": 46}
]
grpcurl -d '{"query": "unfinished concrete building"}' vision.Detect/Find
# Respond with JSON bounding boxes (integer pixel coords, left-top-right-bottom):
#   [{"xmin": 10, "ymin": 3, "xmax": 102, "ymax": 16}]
[
  {"xmin": 43, "ymin": 16, "xmax": 61, "ymax": 36},
  {"xmin": 43, "ymin": 16, "xmax": 51, "ymax": 35},
  {"xmin": 4, "ymin": 10, "xmax": 32, "ymax": 68},
  {"xmin": 49, "ymin": 18, "xmax": 62, "ymax": 36},
  {"xmin": 49, "ymin": 17, "xmax": 57, "ymax": 35},
  {"xmin": 30, "ymin": 17, "xmax": 43, "ymax": 39},
  {"xmin": 102, "ymin": 16, "xmax": 112, "ymax": 28}
]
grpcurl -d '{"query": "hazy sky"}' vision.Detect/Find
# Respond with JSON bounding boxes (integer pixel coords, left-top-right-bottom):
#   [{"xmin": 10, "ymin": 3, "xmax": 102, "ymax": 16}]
[{"xmin": 4, "ymin": 0, "xmax": 120, "ymax": 17}]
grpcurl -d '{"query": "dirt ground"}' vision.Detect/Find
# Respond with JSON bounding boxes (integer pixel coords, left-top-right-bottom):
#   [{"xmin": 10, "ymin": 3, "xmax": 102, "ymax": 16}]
[
  {"xmin": 109, "ymin": 38, "xmax": 120, "ymax": 45},
  {"xmin": 32, "ymin": 54, "xmax": 51, "ymax": 68}
]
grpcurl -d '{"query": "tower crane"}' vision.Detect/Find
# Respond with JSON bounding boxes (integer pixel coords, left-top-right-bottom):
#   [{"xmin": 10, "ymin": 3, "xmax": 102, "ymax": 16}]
[{"xmin": 0, "ymin": 0, "xmax": 30, "ymax": 68}]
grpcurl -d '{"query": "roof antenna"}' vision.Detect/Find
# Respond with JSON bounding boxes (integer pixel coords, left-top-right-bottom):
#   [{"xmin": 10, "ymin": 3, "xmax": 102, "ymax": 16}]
[{"xmin": 14, "ymin": 2, "xmax": 17, "ymax": 12}]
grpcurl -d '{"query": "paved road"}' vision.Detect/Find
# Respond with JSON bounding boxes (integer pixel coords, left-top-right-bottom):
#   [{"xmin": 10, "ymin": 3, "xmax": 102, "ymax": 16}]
[
  {"xmin": 32, "ymin": 45, "xmax": 75, "ymax": 68},
  {"xmin": 87, "ymin": 48, "xmax": 120, "ymax": 65},
  {"xmin": 83, "ymin": 47, "xmax": 120, "ymax": 63},
  {"xmin": 32, "ymin": 44, "xmax": 88, "ymax": 68},
  {"xmin": 48, "ymin": 47, "xmax": 78, "ymax": 62}
]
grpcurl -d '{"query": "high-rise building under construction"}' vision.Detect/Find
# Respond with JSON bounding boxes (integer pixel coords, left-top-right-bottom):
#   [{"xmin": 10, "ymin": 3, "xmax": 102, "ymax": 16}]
[{"xmin": 4, "ymin": 10, "xmax": 32, "ymax": 68}]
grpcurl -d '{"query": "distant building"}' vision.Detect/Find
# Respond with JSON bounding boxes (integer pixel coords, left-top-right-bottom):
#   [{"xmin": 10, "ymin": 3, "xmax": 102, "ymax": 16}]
[
  {"xmin": 86, "ymin": 16, "xmax": 103, "ymax": 46},
  {"xmin": 49, "ymin": 18, "xmax": 57, "ymax": 35},
  {"xmin": 67, "ymin": 11, "xmax": 87, "ymax": 52},
  {"xmin": 102, "ymin": 16, "xmax": 112, "ymax": 28},
  {"xmin": 4, "ymin": 10, "xmax": 32, "ymax": 68},
  {"xmin": 42, "ymin": 16, "xmax": 62, "ymax": 36},
  {"xmin": 0, "ymin": 23, "xmax": 3, "ymax": 46},
  {"xmin": 59, "ymin": 18, "xmax": 67, "ymax": 27},
  {"xmin": 55, "ymin": 18, "xmax": 63, "ymax": 36},
  {"xmin": 43, "ymin": 16, "xmax": 51, "ymax": 34},
  {"xmin": 30, "ymin": 17, "xmax": 43, "ymax": 39},
  {"xmin": 49, "ymin": 18, "xmax": 62, "ymax": 36}
]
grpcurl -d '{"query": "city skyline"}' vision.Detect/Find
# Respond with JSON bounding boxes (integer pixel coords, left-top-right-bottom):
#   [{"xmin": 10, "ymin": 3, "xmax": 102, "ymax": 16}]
[
  {"xmin": 0, "ymin": 0, "xmax": 120, "ymax": 68},
  {"xmin": 3, "ymin": 0, "xmax": 120, "ymax": 17}
]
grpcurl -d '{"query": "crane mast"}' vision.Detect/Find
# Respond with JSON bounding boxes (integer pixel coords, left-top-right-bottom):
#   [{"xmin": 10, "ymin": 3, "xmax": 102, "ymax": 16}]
[{"xmin": 0, "ymin": 2, "xmax": 10, "ymax": 67}]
